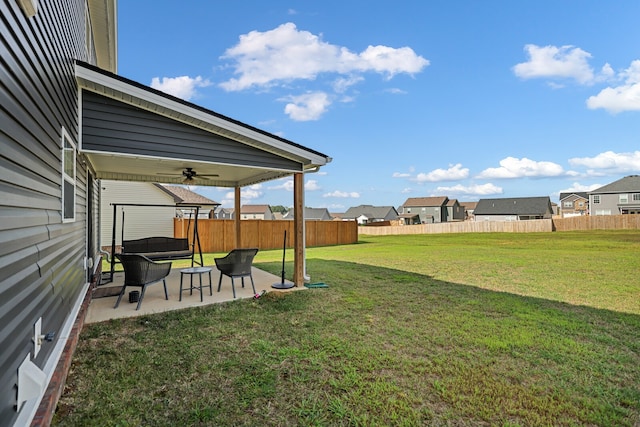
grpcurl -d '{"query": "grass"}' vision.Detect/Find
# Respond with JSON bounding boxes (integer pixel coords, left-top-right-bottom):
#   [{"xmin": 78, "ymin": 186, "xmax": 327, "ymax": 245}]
[{"xmin": 54, "ymin": 230, "xmax": 640, "ymax": 426}]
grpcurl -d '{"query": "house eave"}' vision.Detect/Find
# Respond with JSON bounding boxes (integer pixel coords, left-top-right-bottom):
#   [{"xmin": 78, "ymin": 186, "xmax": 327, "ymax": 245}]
[{"xmin": 74, "ymin": 61, "xmax": 331, "ymax": 168}]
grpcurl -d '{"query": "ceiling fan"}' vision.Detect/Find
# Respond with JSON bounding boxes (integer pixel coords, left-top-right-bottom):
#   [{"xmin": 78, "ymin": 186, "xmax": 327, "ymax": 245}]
[{"xmin": 158, "ymin": 167, "xmax": 219, "ymax": 184}]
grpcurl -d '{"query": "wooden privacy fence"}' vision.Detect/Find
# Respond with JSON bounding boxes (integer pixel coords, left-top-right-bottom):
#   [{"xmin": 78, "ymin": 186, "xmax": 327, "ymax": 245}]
[
  {"xmin": 358, "ymin": 215, "xmax": 640, "ymax": 236},
  {"xmin": 174, "ymin": 219, "xmax": 358, "ymax": 253},
  {"xmin": 358, "ymin": 219, "xmax": 554, "ymax": 235},
  {"xmin": 552, "ymin": 214, "xmax": 640, "ymax": 231}
]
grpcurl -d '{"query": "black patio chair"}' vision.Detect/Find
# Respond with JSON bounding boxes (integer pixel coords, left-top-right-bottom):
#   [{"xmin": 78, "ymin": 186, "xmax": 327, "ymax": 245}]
[
  {"xmin": 214, "ymin": 248, "xmax": 259, "ymax": 298},
  {"xmin": 114, "ymin": 253, "xmax": 171, "ymax": 310}
]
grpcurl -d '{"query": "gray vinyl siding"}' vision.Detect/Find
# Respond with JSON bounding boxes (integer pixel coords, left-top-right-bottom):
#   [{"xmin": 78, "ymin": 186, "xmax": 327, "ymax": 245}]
[
  {"xmin": 590, "ymin": 194, "xmax": 619, "ymax": 215},
  {"xmin": 81, "ymin": 91, "xmax": 303, "ymax": 171},
  {"xmin": 0, "ymin": 0, "xmax": 93, "ymax": 425}
]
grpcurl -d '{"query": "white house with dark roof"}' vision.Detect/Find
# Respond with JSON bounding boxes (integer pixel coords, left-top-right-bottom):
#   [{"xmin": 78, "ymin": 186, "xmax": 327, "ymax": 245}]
[
  {"xmin": 283, "ymin": 207, "xmax": 333, "ymax": 221},
  {"xmin": 240, "ymin": 204, "xmax": 274, "ymax": 220},
  {"xmin": 588, "ymin": 175, "xmax": 640, "ymax": 215},
  {"xmin": 342, "ymin": 205, "xmax": 399, "ymax": 224},
  {"xmin": 474, "ymin": 196, "xmax": 554, "ymax": 221}
]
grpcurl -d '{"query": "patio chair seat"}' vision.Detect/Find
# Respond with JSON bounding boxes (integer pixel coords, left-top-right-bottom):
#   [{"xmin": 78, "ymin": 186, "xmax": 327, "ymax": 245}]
[
  {"xmin": 114, "ymin": 253, "xmax": 171, "ymax": 310},
  {"xmin": 215, "ymin": 248, "xmax": 258, "ymax": 298}
]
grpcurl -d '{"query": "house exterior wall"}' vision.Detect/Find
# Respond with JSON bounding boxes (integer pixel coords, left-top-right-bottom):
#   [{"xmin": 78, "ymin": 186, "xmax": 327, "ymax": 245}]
[
  {"xmin": 590, "ymin": 194, "xmax": 619, "ymax": 216},
  {"xmin": 100, "ymin": 181, "xmax": 176, "ymax": 247},
  {"xmin": 0, "ymin": 1, "xmax": 99, "ymax": 425},
  {"xmin": 447, "ymin": 203, "xmax": 465, "ymax": 221}
]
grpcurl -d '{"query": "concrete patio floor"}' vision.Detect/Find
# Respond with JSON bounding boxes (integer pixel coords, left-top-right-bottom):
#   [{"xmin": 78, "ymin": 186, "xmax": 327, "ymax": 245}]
[{"xmin": 86, "ymin": 266, "xmax": 299, "ymax": 324}]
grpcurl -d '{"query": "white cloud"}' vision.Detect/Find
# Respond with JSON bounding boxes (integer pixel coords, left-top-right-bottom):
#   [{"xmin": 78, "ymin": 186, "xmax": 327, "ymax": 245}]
[
  {"xmin": 513, "ymin": 44, "xmax": 596, "ymax": 84},
  {"xmin": 586, "ymin": 83, "xmax": 640, "ymax": 113},
  {"xmin": 558, "ymin": 182, "xmax": 604, "ymax": 194},
  {"xmin": 332, "ymin": 75, "xmax": 364, "ymax": 93},
  {"xmin": 323, "ymin": 190, "xmax": 361, "ymax": 198},
  {"xmin": 150, "ymin": 75, "xmax": 211, "ymax": 100},
  {"xmin": 267, "ymin": 178, "xmax": 321, "ymax": 191},
  {"xmin": 392, "ymin": 172, "xmax": 411, "ymax": 178},
  {"xmin": 414, "ymin": 163, "xmax": 469, "ymax": 182},
  {"xmin": 434, "ymin": 183, "xmax": 503, "ymax": 196},
  {"xmin": 514, "ymin": 46, "xmax": 640, "ymax": 113},
  {"xmin": 281, "ymin": 92, "xmax": 331, "ymax": 121},
  {"xmin": 385, "ymin": 88, "xmax": 407, "ymax": 95},
  {"xmin": 586, "ymin": 60, "xmax": 640, "ymax": 113},
  {"xmin": 568, "ymin": 150, "xmax": 640, "ymax": 173},
  {"xmin": 305, "ymin": 180, "xmax": 321, "ymax": 191},
  {"xmin": 219, "ymin": 22, "xmax": 429, "ymax": 91},
  {"xmin": 477, "ymin": 157, "xmax": 564, "ymax": 179},
  {"xmin": 221, "ymin": 183, "xmax": 263, "ymax": 206}
]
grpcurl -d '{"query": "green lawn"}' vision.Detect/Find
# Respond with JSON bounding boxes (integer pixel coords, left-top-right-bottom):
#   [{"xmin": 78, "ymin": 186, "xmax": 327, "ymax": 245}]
[{"xmin": 55, "ymin": 231, "xmax": 640, "ymax": 426}]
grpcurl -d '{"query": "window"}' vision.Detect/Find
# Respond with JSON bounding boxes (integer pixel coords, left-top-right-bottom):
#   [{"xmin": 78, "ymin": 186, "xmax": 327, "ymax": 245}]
[
  {"xmin": 593, "ymin": 195, "xmax": 600, "ymax": 204},
  {"xmin": 633, "ymin": 193, "xmax": 640, "ymax": 202},
  {"xmin": 563, "ymin": 201, "xmax": 573, "ymax": 208},
  {"xmin": 62, "ymin": 128, "xmax": 76, "ymax": 222},
  {"xmin": 578, "ymin": 202, "xmax": 584, "ymax": 207},
  {"xmin": 619, "ymin": 194, "xmax": 629, "ymax": 204}
]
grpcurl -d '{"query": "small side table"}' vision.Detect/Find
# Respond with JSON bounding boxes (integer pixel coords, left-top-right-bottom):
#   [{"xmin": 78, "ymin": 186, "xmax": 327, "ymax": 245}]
[{"xmin": 179, "ymin": 267, "xmax": 213, "ymax": 302}]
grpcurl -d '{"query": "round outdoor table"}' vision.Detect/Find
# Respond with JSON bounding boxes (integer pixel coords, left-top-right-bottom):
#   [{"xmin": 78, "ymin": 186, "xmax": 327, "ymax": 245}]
[{"xmin": 179, "ymin": 267, "xmax": 213, "ymax": 302}]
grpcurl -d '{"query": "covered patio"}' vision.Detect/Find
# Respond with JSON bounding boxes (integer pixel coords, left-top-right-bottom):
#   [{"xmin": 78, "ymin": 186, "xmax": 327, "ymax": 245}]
[
  {"xmin": 75, "ymin": 60, "xmax": 332, "ymax": 287},
  {"xmin": 86, "ymin": 266, "xmax": 298, "ymax": 324}
]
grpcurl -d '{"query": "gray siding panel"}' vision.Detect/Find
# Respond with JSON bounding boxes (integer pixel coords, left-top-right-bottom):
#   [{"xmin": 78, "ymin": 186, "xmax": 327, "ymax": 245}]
[
  {"xmin": 81, "ymin": 91, "xmax": 301, "ymax": 170},
  {"xmin": 0, "ymin": 0, "xmax": 93, "ymax": 424}
]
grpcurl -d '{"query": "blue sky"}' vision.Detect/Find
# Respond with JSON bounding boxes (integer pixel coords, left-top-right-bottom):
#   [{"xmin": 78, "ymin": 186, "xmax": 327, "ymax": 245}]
[{"xmin": 117, "ymin": 1, "xmax": 640, "ymax": 211}]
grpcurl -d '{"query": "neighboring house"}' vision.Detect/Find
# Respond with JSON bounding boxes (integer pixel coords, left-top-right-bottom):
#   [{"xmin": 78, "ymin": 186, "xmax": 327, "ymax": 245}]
[
  {"xmin": 342, "ymin": 205, "xmax": 399, "ymax": 224},
  {"xmin": 159, "ymin": 185, "xmax": 220, "ymax": 219},
  {"xmin": 459, "ymin": 201, "xmax": 478, "ymax": 220},
  {"xmin": 446, "ymin": 199, "xmax": 466, "ymax": 221},
  {"xmin": 558, "ymin": 192, "xmax": 588, "ymax": 217},
  {"xmin": 588, "ymin": 175, "xmax": 640, "ymax": 215},
  {"xmin": 399, "ymin": 197, "xmax": 449, "ymax": 223},
  {"xmin": 100, "ymin": 181, "xmax": 219, "ymax": 248},
  {"xmin": 240, "ymin": 204, "xmax": 274, "ymax": 220},
  {"xmin": 474, "ymin": 197, "xmax": 554, "ymax": 221},
  {"xmin": 284, "ymin": 207, "xmax": 333, "ymax": 220},
  {"xmin": 1, "ymin": 2, "xmax": 330, "ymax": 425},
  {"xmin": 215, "ymin": 207, "xmax": 235, "ymax": 219},
  {"xmin": 398, "ymin": 213, "xmax": 422, "ymax": 225},
  {"xmin": 331, "ymin": 212, "xmax": 346, "ymax": 221}
]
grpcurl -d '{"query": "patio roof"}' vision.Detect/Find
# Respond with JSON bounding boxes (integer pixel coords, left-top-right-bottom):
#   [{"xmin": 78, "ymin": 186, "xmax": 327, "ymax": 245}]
[{"xmin": 74, "ymin": 61, "xmax": 331, "ymax": 187}]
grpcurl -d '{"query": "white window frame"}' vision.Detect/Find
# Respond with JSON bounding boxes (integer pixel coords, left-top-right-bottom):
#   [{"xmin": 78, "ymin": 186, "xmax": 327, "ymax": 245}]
[
  {"xmin": 619, "ymin": 194, "xmax": 629, "ymax": 204},
  {"xmin": 593, "ymin": 195, "xmax": 600, "ymax": 204},
  {"xmin": 633, "ymin": 193, "xmax": 640, "ymax": 202},
  {"xmin": 62, "ymin": 128, "xmax": 76, "ymax": 223}
]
